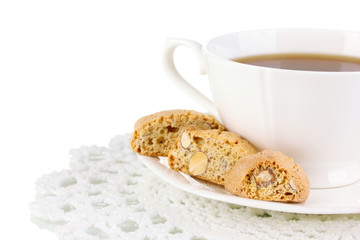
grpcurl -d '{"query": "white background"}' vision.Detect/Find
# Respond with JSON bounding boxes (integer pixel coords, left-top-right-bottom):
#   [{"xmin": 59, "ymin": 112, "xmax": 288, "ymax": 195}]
[{"xmin": 1, "ymin": 0, "xmax": 360, "ymax": 239}]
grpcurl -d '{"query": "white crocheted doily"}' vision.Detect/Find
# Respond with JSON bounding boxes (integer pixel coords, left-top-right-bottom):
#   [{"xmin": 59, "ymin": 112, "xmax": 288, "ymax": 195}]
[{"xmin": 30, "ymin": 134, "xmax": 360, "ymax": 240}]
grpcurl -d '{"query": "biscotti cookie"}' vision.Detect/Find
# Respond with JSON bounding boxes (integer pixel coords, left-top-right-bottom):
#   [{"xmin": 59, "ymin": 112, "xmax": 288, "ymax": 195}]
[
  {"xmin": 168, "ymin": 127, "xmax": 257, "ymax": 185},
  {"xmin": 224, "ymin": 150, "xmax": 310, "ymax": 202},
  {"xmin": 131, "ymin": 110, "xmax": 225, "ymax": 157}
]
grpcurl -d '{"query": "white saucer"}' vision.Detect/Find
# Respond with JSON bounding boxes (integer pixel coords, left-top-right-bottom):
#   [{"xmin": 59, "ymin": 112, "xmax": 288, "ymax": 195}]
[{"xmin": 138, "ymin": 154, "xmax": 360, "ymax": 215}]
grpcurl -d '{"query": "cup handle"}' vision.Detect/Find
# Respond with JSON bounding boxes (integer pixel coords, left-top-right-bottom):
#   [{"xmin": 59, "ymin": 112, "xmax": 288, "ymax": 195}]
[{"xmin": 163, "ymin": 38, "xmax": 216, "ymax": 114}]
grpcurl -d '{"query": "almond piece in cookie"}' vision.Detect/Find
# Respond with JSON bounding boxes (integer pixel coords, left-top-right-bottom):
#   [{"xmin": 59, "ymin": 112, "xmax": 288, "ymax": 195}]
[
  {"xmin": 189, "ymin": 152, "xmax": 208, "ymax": 175},
  {"xmin": 130, "ymin": 110, "xmax": 225, "ymax": 157},
  {"xmin": 224, "ymin": 150, "xmax": 310, "ymax": 203},
  {"xmin": 168, "ymin": 127, "xmax": 257, "ymax": 185}
]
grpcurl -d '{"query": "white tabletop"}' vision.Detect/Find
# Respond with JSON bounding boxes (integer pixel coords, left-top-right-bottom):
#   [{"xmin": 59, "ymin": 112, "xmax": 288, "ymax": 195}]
[{"xmin": 2, "ymin": 1, "xmax": 360, "ymax": 239}]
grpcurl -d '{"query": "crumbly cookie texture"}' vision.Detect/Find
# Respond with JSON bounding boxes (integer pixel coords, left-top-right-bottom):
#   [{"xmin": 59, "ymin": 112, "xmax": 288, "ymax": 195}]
[
  {"xmin": 168, "ymin": 127, "xmax": 258, "ymax": 185},
  {"xmin": 131, "ymin": 110, "xmax": 225, "ymax": 157},
  {"xmin": 224, "ymin": 150, "xmax": 310, "ymax": 203}
]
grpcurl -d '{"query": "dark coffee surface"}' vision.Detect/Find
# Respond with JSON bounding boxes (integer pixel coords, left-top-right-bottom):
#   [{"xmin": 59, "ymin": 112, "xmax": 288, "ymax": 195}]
[{"xmin": 233, "ymin": 53, "xmax": 360, "ymax": 71}]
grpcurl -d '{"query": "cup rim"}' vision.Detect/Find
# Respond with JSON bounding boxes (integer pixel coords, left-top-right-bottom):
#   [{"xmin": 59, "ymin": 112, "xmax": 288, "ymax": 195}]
[{"xmin": 204, "ymin": 28, "xmax": 360, "ymax": 74}]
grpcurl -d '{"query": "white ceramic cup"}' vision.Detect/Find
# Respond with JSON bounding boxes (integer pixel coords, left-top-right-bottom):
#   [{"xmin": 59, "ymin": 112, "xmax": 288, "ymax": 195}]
[{"xmin": 163, "ymin": 29, "xmax": 360, "ymax": 189}]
